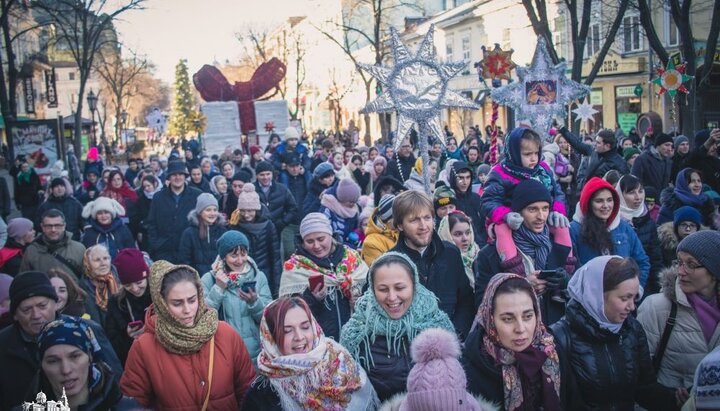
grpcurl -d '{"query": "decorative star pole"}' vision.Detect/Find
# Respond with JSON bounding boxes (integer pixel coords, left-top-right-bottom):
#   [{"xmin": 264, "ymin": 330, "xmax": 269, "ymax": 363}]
[
  {"xmin": 492, "ymin": 36, "xmax": 590, "ymax": 140},
  {"xmin": 477, "ymin": 44, "xmax": 516, "ymax": 164},
  {"xmin": 651, "ymin": 60, "xmax": 693, "ymax": 132},
  {"xmin": 572, "ymin": 97, "xmax": 599, "ymax": 129},
  {"xmin": 358, "ymin": 24, "xmax": 479, "ymax": 193}
]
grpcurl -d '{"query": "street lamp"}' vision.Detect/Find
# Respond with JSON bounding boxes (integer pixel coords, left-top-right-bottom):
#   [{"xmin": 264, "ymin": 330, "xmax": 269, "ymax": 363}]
[
  {"xmin": 86, "ymin": 89, "xmax": 98, "ymax": 147},
  {"xmin": 120, "ymin": 110, "xmax": 128, "ymax": 147},
  {"xmin": 193, "ymin": 118, "xmax": 202, "ymax": 151}
]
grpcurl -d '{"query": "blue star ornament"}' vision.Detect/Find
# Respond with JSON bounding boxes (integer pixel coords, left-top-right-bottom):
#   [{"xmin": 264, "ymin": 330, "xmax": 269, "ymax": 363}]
[
  {"xmin": 358, "ymin": 24, "xmax": 479, "ymax": 151},
  {"xmin": 491, "ymin": 36, "xmax": 590, "ymax": 138}
]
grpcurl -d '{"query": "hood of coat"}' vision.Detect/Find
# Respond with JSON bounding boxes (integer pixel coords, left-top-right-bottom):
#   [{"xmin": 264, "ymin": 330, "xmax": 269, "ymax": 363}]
[
  {"xmin": 657, "ymin": 221, "xmax": 710, "ymax": 252},
  {"xmin": 366, "ymin": 209, "xmax": 399, "ymax": 239},
  {"xmin": 659, "ymin": 265, "xmax": 680, "ymax": 303},
  {"xmin": 187, "ymin": 209, "xmax": 227, "ymax": 227}
]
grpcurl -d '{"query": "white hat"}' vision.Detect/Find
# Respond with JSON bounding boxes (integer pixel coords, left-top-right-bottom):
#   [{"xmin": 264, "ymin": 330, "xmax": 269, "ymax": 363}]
[
  {"xmin": 82, "ymin": 197, "xmax": 125, "ymax": 219},
  {"xmin": 284, "ymin": 126, "xmax": 300, "ymax": 140}
]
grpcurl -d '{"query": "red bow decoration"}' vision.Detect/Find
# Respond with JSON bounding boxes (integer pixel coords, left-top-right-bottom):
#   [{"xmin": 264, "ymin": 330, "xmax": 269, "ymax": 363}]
[{"xmin": 265, "ymin": 121, "xmax": 275, "ymax": 133}]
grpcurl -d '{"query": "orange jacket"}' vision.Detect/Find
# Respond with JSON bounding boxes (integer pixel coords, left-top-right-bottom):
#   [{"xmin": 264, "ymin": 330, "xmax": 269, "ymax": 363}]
[{"xmin": 120, "ymin": 310, "xmax": 255, "ymax": 410}]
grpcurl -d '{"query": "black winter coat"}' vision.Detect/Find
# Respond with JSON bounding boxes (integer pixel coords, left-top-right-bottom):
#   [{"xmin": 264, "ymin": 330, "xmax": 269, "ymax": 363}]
[
  {"xmin": 36, "ymin": 194, "xmax": 84, "ymax": 238},
  {"xmin": 390, "ymin": 233, "xmax": 475, "ymax": 338},
  {"xmin": 296, "ymin": 244, "xmax": 353, "ymax": 341},
  {"xmin": 0, "ymin": 315, "xmax": 122, "ymax": 411},
  {"xmin": 630, "ymin": 214, "xmax": 664, "ymax": 295},
  {"xmin": 232, "ymin": 216, "xmax": 282, "ymax": 297},
  {"xmin": 241, "ymin": 377, "xmax": 283, "ymax": 411},
  {"xmin": 255, "ymin": 182, "xmax": 298, "ymax": 233},
  {"xmin": 12, "ymin": 169, "xmax": 41, "ymax": 209},
  {"xmin": 0, "ymin": 177, "xmax": 11, "ymax": 218},
  {"xmin": 684, "ymin": 144, "xmax": 720, "ymax": 194},
  {"xmin": 550, "ymin": 299, "xmax": 678, "ymax": 411},
  {"xmin": 104, "ymin": 290, "xmax": 152, "ymax": 366},
  {"xmin": 188, "ymin": 177, "xmax": 212, "ymax": 193},
  {"xmin": 81, "ymin": 218, "xmax": 136, "ymax": 259},
  {"xmin": 387, "ymin": 153, "xmax": 416, "ymax": 183},
  {"xmin": 303, "ymin": 177, "xmax": 337, "ymax": 217},
  {"xmin": 145, "ymin": 184, "xmax": 202, "ymax": 262},
  {"xmin": 657, "ymin": 191, "xmax": 717, "ymax": 228},
  {"xmin": 178, "ymin": 212, "xmax": 227, "ymax": 275},
  {"xmin": 452, "ymin": 175, "xmax": 486, "ymax": 245},
  {"xmin": 129, "ymin": 188, "xmax": 152, "ymax": 251},
  {"xmin": 0, "ymin": 238, "xmax": 26, "ymax": 277},
  {"xmin": 474, "ymin": 241, "xmax": 571, "ymax": 326},
  {"xmin": 360, "ymin": 334, "xmax": 411, "ymax": 402},
  {"xmin": 559, "ymin": 127, "xmax": 629, "ymax": 185},
  {"xmin": 285, "ymin": 173, "xmax": 309, "ymax": 224},
  {"xmin": 631, "ymin": 148, "xmax": 672, "ymax": 194},
  {"xmin": 462, "ymin": 326, "xmax": 509, "ymax": 407}
]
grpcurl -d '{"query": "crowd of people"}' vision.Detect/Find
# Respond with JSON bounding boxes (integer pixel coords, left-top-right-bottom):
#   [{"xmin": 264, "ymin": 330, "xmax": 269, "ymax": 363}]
[{"xmin": 0, "ymin": 123, "xmax": 719, "ymax": 410}]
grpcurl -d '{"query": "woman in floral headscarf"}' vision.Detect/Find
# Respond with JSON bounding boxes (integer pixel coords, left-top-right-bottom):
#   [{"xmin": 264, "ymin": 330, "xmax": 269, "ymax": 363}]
[
  {"xmin": 243, "ymin": 296, "xmax": 378, "ymax": 411},
  {"xmin": 462, "ymin": 273, "xmax": 562, "ymax": 411},
  {"xmin": 121, "ymin": 260, "xmax": 256, "ymax": 410},
  {"xmin": 80, "ymin": 244, "xmax": 119, "ymax": 325}
]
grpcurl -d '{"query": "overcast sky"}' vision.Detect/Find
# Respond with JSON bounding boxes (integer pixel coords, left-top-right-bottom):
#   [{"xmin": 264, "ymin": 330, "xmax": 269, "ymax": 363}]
[{"xmin": 115, "ymin": 0, "xmax": 312, "ymax": 84}]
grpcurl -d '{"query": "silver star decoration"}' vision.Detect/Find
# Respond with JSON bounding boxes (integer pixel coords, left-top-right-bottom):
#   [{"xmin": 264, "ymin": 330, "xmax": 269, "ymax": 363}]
[
  {"xmin": 491, "ymin": 36, "xmax": 590, "ymax": 139},
  {"xmin": 572, "ymin": 97, "xmax": 599, "ymax": 123},
  {"xmin": 358, "ymin": 24, "xmax": 479, "ymax": 193}
]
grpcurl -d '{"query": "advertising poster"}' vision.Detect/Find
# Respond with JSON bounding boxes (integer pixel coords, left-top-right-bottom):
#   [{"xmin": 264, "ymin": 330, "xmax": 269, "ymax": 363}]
[{"xmin": 9, "ymin": 119, "xmax": 60, "ymax": 176}]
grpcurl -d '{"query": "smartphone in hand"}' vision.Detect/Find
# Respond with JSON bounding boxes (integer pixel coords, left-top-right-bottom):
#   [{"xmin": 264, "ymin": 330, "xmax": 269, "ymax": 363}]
[
  {"xmin": 240, "ymin": 281, "xmax": 257, "ymax": 293},
  {"xmin": 308, "ymin": 275, "xmax": 324, "ymax": 291}
]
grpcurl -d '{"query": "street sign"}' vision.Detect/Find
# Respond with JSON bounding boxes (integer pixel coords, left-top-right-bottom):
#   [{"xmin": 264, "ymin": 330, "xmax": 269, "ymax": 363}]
[{"xmin": 634, "ymin": 84, "xmax": 643, "ymax": 97}]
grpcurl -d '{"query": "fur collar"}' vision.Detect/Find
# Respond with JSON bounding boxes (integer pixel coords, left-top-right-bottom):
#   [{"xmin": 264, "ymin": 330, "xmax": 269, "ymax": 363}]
[{"xmin": 657, "ymin": 221, "xmax": 710, "ymax": 251}]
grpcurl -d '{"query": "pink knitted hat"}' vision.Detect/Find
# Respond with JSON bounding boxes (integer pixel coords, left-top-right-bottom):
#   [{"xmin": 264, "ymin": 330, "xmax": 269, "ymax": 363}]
[
  {"xmin": 400, "ymin": 328, "xmax": 482, "ymax": 411},
  {"xmin": 236, "ymin": 184, "xmax": 261, "ymax": 210},
  {"xmin": 335, "ymin": 178, "xmax": 361, "ymax": 203}
]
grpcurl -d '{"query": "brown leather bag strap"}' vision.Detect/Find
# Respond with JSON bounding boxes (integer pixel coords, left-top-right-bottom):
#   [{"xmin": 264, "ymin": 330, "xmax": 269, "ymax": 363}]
[{"xmin": 201, "ymin": 336, "xmax": 215, "ymax": 411}]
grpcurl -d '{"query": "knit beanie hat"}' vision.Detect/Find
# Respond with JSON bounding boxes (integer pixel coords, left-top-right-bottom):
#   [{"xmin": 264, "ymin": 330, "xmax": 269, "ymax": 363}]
[
  {"xmin": 217, "ymin": 230, "xmax": 250, "ymax": 259},
  {"xmin": 677, "ymin": 231, "xmax": 720, "ymax": 279},
  {"xmin": 623, "ymin": 147, "xmax": 641, "ymax": 161},
  {"xmin": 255, "ymin": 161, "xmax": 274, "ymax": 175},
  {"xmin": 644, "ymin": 186, "xmax": 658, "ymax": 202},
  {"xmin": 9, "ymin": 271, "xmax": 58, "ymax": 313},
  {"xmin": 579, "ymin": 177, "xmax": 620, "ymax": 224},
  {"xmin": 654, "ymin": 133, "xmax": 674, "ymax": 147},
  {"xmin": 50, "ymin": 177, "xmax": 65, "ymax": 189},
  {"xmin": 674, "ymin": 135, "xmax": 689, "ymax": 146},
  {"xmin": 313, "ymin": 162, "xmax": 335, "ymax": 179},
  {"xmin": 81, "ymin": 197, "xmax": 126, "ymax": 219},
  {"xmin": 400, "ymin": 328, "xmax": 481, "ymax": 411},
  {"xmin": 299, "ymin": 212, "xmax": 333, "ymax": 238},
  {"xmin": 694, "ymin": 346, "xmax": 720, "ymax": 409},
  {"xmin": 232, "ymin": 169, "xmax": 253, "ymax": 183},
  {"xmin": 433, "ymin": 185, "xmax": 457, "ymax": 211},
  {"xmin": 476, "ymin": 163, "xmax": 491, "ymax": 176},
  {"xmin": 249, "ymin": 145, "xmax": 262, "ymax": 157},
  {"xmin": 673, "ymin": 206, "xmax": 702, "ymax": 231},
  {"xmin": 695, "ymin": 129, "xmax": 711, "ymax": 147},
  {"xmin": 237, "ymin": 184, "xmax": 261, "ymax": 210},
  {"xmin": 195, "ymin": 193, "xmax": 218, "ymax": 215},
  {"xmin": 284, "ymin": 126, "xmax": 300, "ymax": 140},
  {"xmin": 511, "ymin": 179, "xmax": 552, "ymax": 212},
  {"xmin": 7, "ymin": 218, "xmax": 34, "ymax": 241},
  {"xmin": 86, "ymin": 147, "xmax": 99, "ymax": 161},
  {"xmin": 377, "ymin": 194, "xmax": 396, "ymax": 222},
  {"xmin": 336, "ymin": 178, "xmax": 361, "ymax": 203},
  {"xmin": 114, "ymin": 249, "xmax": 149, "ymax": 285}
]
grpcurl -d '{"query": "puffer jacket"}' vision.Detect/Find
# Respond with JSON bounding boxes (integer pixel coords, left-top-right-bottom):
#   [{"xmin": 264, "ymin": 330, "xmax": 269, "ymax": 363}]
[
  {"xmin": 104, "ymin": 290, "xmax": 152, "ymax": 366},
  {"xmin": 145, "ymin": 184, "xmax": 202, "ymax": 262},
  {"xmin": 550, "ymin": 299, "xmax": 677, "ymax": 411},
  {"xmin": 178, "ymin": 211, "xmax": 227, "ymax": 275},
  {"xmin": 629, "ymin": 213, "xmax": 664, "ymax": 295},
  {"xmin": 200, "ymin": 258, "xmax": 272, "ymax": 362},
  {"xmin": 231, "ymin": 215, "xmax": 282, "ymax": 298},
  {"xmin": 656, "ymin": 222, "xmax": 710, "ymax": 267},
  {"xmin": 631, "ymin": 147, "xmax": 672, "ymax": 195},
  {"xmin": 462, "ymin": 326, "xmax": 507, "ymax": 407},
  {"xmin": 120, "ymin": 310, "xmax": 256, "ymax": 410},
  {"xmin": 255, "ymin": 181, "xmax": 298, "ymax": 233},
  {"xmin": 637, "ymin": 266, "xmax": 720, "ymax": 388},
  {"xmin": 81, "ymin": 217, "xmax": 136, "ymax": 259},
  {"xmin": 360, "ymin": 334, "xmax": 412, "ymax": 402},
  {"xmin": 360, "ymin": 211, "xmax": 399, "ymax": 266},
  {"xmin": 657, "ymin": 191, "xmax": 718, "ymax": 228}
]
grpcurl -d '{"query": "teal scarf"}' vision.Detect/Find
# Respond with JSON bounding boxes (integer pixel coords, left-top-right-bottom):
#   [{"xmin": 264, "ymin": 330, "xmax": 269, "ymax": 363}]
[{"xmin": 339, "ymin": 252, "xmax": 454, "ymax": 368}]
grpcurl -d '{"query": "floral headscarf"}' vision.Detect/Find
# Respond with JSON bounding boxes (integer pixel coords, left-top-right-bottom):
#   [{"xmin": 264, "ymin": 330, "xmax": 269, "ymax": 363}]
[
  {"xmin": 83, "ymin": 246, "xmax": 119, "ymax": 311},
  {"xmin": 257, "ymin": 299, "xmax": 374, "ymax": 411},
  {"xmin": 473, "ymin": 273, "xmax": 561, "ymax": 411}
]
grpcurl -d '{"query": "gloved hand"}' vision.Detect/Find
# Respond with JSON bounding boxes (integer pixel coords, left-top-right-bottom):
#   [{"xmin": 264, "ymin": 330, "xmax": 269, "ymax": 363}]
[
  {"xmin": 504, "ymin": 212, "xmax": 524, "ymax": 230},
  {"xmin": 544, "ymin": 268, "xmax": 570, "ymax": 291},
  {"xmin": 548, "ymin": 211, "xmax": 570, "ymax": 228}
]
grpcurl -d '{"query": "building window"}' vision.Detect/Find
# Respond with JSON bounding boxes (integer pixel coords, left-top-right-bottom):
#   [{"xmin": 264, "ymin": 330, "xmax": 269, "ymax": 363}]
[
  {"xmin": 586, "ymin": 23, "xmax": 601, "ymax": 57},
  {"xmin": 461, "ymin": 32, "xmax": 471, "ymax": 61},
  {"xmin": 502, "ymin": 28, "xmax": 511, "ymax": 50},
  {"xmin": 69, "ymin": 72, "xmax": 75, "ymax": 80},
  {"xmin": 623, "ymin": 15, "xmax": 643, "ymax": 52},
  {"xmin": 446, "ymin": 36, "xmax": 454, "ymax": 61},
  {"xmin": 665, "ymin": 7, "xmax": 679, "ymax": 46}
]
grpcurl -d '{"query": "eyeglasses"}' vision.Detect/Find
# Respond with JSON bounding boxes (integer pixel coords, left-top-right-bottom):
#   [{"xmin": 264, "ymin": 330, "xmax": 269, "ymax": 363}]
[
  {"xmin": 42, "ymin": 223, "xmax": 65, "ymax": 230},
  {"xmin": 675, "ymin": 260, "xmax": 705, "ymax": 274},
  {"xmin": 678, "ymin": 222, "xmax": 698, "ymax": 231}
]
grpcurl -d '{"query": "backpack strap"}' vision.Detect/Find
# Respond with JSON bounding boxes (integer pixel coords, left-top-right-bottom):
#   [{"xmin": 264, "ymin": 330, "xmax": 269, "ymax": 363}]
[{"xmin": 653, "ymin": 300, "xmax": 678, "ymax": 372}]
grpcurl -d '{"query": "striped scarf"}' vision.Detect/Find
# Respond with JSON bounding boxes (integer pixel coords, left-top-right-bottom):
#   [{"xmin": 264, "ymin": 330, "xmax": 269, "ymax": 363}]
[{"xmin": 512, "ymin": 224, "xmax": 552, "ymax": 270}]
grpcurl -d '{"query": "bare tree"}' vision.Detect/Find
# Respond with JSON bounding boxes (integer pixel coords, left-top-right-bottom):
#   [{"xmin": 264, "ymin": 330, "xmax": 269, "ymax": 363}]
[
  {"xmin": 327, "ymin": 68, "xmax": 356, "ymax": 131},
  {"xmin": 32, "ymin": 0, "xmax": 144, "ymax": 154},
  {"xmin": 636, "ymin": 0, "xmax": 719, "ymax": 137},
  {"xmin": 94, "ymin": 47, "xmax": 148, "ymax": 142},
  {"xmin": 315, "ymin": 0, "xmax": 424, "ymax": 144}
]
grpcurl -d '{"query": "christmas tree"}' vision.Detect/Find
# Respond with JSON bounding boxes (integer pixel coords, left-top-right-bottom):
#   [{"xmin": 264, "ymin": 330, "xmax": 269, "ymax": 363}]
[{"xmin": 169, "ymin": 59, "xmax": 202, "ymax": 137}]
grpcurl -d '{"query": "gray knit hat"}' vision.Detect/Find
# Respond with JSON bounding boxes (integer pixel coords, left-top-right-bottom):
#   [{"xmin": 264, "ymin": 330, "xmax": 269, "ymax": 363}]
[
  {"xmin": 299, "ymin": 212, "xmax": 333, "ymax": 238},
  {"xmin": 377, "ymin": 194, "xmax": 396, "ymax": 222},
  {"xmin": 7, "ymin": 218, "xmax": 34, "ymax": 241},
  {"xmin": 195, "ymin": 193, "xmax": 218, "ymax": 215},
  {"xmin": 677, "ymin": 231, "xmax": 720, "ymax": 279}
]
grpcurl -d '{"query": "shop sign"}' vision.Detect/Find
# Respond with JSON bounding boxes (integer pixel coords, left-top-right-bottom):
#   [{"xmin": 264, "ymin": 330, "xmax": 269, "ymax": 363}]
[
  {"xmin": 616, "ymin": 86, "xmax": 637, "ymax": 98},
  {"xmin": 590, "ymin": 90, "xmax": 603, "ymax": 105},
  {"xmin": 617, "ymin": 112, "xmax": 639, "ymax": 134},
  {"xmin": 582, "ymin": 50, "xmax": 645, "ymax": 77}
]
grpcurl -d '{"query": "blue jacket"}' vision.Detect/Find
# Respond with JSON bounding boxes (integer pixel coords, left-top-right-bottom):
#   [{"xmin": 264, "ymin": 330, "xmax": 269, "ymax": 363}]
[
  {"xmin": 145, "ymin": 184, "xmax": 202, "ymax": 262},
  {"xmin": 81, "ymin": 217, "xmax": 136, "ymax": 259},
  {"xmin": 272, "ymin": 141, "xmax": 311, "ymax": 170},
  {"xmin": 570, "ymin": 218, "xmax": 650, "ymax": 286},
  {"xmin": 200, "ymin": 258, "xmax": 272, "ymax": 363}
]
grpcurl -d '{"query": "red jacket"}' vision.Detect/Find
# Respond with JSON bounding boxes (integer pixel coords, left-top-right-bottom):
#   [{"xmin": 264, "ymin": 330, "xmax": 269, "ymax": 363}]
[{"xmin": 120, "ymin": 309, "xmax": 255, "ymax": 410}]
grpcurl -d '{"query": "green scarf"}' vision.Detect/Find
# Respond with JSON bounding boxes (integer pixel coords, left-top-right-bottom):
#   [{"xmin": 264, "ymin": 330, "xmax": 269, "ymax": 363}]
[
  {"xmin": 16, "ymin": 167, "xmax": 33, "ymax": 184},
  {"xmin": 339, "ymin": 252, "xmax": 454, "ymax": 368}
]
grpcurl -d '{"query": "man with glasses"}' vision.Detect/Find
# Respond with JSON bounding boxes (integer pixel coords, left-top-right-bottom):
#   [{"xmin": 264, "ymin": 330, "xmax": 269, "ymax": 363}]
[
  {"xmin": 388, "ymin": 137, "xmax": 416, "ymax": 183},
  {"xmin": 658, "ymin": 206, "xmax": 704, "ymax": 267},
  {"xmin": 19, "ymin": 209, "xmax": 86, "ymax": 277}
]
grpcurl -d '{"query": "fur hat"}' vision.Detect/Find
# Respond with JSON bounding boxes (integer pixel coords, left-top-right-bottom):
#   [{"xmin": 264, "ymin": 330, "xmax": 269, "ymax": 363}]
[
  {"xmin": 400, "ymin": 328, "xmax": 481, "ymax": 411},
  {"xmin": 237, "ymin": 184, "xmax": 261, "ymax": 210},
  {"xmin": 82, "ymin": 197, "xmax": 125, "ymax": 219}
]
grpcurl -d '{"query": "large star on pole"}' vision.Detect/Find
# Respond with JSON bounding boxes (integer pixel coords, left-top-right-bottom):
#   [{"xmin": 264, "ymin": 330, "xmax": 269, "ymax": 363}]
[
  {"xmin": 491, "ymin": 36, "xmax": 590, "ymax": 138},
  {"xmin": 479, "ymin": 44, "xmax": 516, "ymax": 81},
  {"xmin": 652, "ymin": 60, "xmax": 693, "ymax": 98},
  {"xmin": 358, "ymin": 24, "xmax": 479, "ymax": 151},
  {"xmin": 572, "ymin": 97, "xmax": 599, "ymax": 123}
]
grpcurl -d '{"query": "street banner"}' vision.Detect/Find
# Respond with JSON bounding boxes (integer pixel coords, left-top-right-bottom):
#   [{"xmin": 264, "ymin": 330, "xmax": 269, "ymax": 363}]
[
  {"xmin": 23, "ymin": 77, "xmax": 35, "ymax": 114},
  {"xmin": 8, "ymin": 119, "xmax": 60, "ymax": 176},
  {"xmin": 45, "ymin": 69, "xmax": 58, "ymax": 108}
]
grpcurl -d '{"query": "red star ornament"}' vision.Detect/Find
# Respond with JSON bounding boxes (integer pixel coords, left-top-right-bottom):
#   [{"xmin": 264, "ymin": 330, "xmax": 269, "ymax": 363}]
[{"xmin": 479, "ymin": 44, "xmax": 516, "ymax": 81}]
